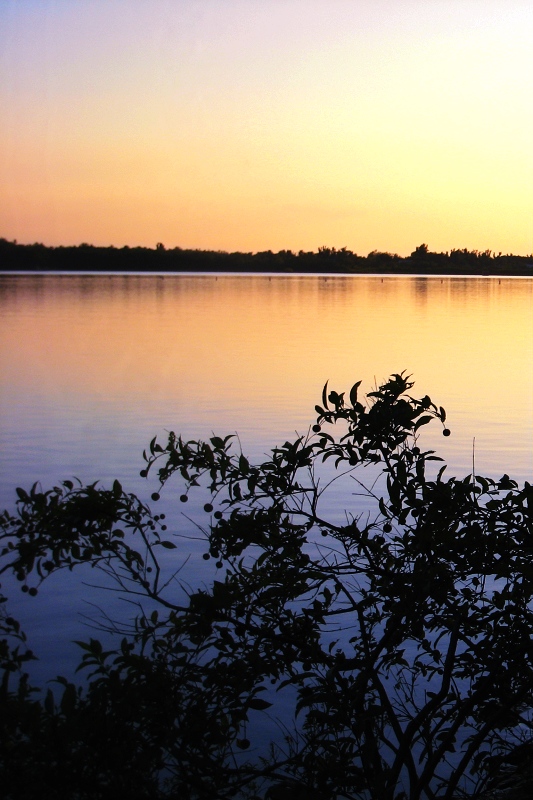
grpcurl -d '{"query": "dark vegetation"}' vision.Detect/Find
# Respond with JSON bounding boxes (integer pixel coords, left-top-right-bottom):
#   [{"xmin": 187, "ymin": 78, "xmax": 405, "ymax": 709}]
[
  {"xmin": 2, "ymin": 374, "xmax": 533, "ymax": 799},
  {"xmin": 1, "ymin": 238, "xmax": 532, "ymax": 275}
]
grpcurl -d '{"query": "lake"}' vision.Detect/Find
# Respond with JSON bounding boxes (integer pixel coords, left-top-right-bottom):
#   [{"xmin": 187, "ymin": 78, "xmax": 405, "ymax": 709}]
[{"xmin": 1, "ymin": 272, "xmax": 532, "ymax": 684}]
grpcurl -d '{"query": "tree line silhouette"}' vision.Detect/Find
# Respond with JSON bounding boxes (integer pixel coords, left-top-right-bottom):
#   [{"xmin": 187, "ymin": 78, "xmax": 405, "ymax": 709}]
[{"xmin": 1, "ymin": 239, "xmax": 532, "ymax": 275}]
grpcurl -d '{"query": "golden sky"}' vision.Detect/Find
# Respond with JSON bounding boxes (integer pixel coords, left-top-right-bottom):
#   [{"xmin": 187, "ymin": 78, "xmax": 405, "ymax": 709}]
[{"xmin": 1, "ymin": 0, "xmax": 532, "ymax": 255}]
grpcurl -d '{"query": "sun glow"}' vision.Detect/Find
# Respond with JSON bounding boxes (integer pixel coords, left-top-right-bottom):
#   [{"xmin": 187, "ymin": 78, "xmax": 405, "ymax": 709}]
[{"xmin": 1, "ymin": 1, "xmax": 532, "ymax": 254}]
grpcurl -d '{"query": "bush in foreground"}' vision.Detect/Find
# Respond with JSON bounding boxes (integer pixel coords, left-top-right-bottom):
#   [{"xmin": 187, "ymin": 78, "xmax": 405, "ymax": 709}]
[{"xmin": 1, "ymin": 373, "xmax": 533, "ymax": 799}]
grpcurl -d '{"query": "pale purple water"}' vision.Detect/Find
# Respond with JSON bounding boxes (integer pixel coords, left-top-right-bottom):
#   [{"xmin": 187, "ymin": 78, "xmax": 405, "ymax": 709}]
[{"xmin": 0, "ymin": 272, "xmax": 531, "ymax": 685}]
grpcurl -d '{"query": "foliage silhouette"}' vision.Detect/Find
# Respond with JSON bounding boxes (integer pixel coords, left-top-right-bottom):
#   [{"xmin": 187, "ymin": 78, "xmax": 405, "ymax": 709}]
[
  {"xmin": 1, "ymin": 237, "xmax": 532, "ymax": 275},
  {"xmin": 1, "ymin": 373, "xmax": 533, "ymax": 799}
]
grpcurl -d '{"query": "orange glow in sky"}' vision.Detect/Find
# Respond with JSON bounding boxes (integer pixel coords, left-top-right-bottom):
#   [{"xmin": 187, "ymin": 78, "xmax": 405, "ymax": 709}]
[{"xmin": 1, "ymin": 1, "xmax": 532, "ymax": 255}]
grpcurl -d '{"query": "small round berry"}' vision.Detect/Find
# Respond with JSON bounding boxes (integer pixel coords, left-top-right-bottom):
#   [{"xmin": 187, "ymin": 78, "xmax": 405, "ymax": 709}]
[
  {"xmin": 151, "ymin": 492, "xmax": 160, "ymax": 501},
  {"xmin": 202, "ymin": 553, "xmax": 210, "ymax": 560},
  {"xmin": 312, "ymin": 424, "xmax": 321, "ymax": 433},
  {"xmin": 21, "ymin": 585, "xmax": 29, "ymax": 593},
  {"xmin": 161, "ymin": 524, "xmax": 167, "ymax": 531},
  {"xmin": 204, "ymin": 503, "xmax": 213, "ymax": 513},
  {"xmin": 180, "ymin": 494, "xmax": 188, "ymax": 503},
  {"xmin": 159, "ymin": 513, "xmax": 166, "ymax": 520},
  {"xmin": 237, "ymin": 738, "xmax": 250, "ymax": 750},
  {"xmin": 383, "ymin": 523, "xmax": 392, "ymax": 533},
  {"xmin": 412, "ymin": 446, "xmax": 420, "ymax": 456},
  {"xmin": 215, "ymin": 561, "xmax": 223, "ymax": 569},
  {"xmin": 443, "ymin": 428, "xmax": 451, "ymax": 437},
  {"xmin": 139, "ymin": 469, "xmax": 148, "ymax": 478},
  {"xmin": 28, "ymin": 587, "xmax": 38, "ymax": 597},
  {"xmin": 214, "ymin": 511, "xmax": 223, "ymax": 520}
]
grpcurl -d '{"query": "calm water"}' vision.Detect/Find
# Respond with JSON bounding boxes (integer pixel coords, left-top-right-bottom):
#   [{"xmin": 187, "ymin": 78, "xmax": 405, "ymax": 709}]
[{"xmin": 1, "ymin": 272, "xmax": 532, "ymax": 682}]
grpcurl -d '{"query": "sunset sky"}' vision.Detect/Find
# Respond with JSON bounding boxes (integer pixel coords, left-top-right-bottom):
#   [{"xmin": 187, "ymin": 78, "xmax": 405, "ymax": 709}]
[{"xmin": 1, "ymin": 0, "xmax": 532, "ymax": 255}]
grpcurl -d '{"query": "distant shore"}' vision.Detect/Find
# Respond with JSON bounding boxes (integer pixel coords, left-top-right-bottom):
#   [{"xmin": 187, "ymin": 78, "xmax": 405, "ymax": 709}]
[{"xmin": 1, "ymin": 239, "xmax": 532, "ymax": 276}]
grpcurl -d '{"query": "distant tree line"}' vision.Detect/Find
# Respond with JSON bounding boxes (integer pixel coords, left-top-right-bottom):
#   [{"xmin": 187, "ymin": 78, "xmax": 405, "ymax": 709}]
[{"xmin": 1, "ymin": 238, "xmax": 532, "ymax": 275}]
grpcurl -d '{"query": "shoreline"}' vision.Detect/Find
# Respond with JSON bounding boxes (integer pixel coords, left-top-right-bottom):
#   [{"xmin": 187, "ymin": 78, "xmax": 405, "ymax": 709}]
[
  {"xmin": 2, "ymin": 239, "xmax": 532, "ymax": 277},
  {"xmin": 2, "ymin": 270, "xmax": 533, "ymax": 279}
]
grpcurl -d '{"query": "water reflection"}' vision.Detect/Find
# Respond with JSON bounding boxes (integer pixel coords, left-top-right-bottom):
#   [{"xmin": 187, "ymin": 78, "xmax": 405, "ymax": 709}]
[
  {"xmin": 1, "ymin": 274, "xmax": 531, "ymax": 505},
  {"xmin": 0, "ymin": 272, "xmax": 531, "ymax": 687}
]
